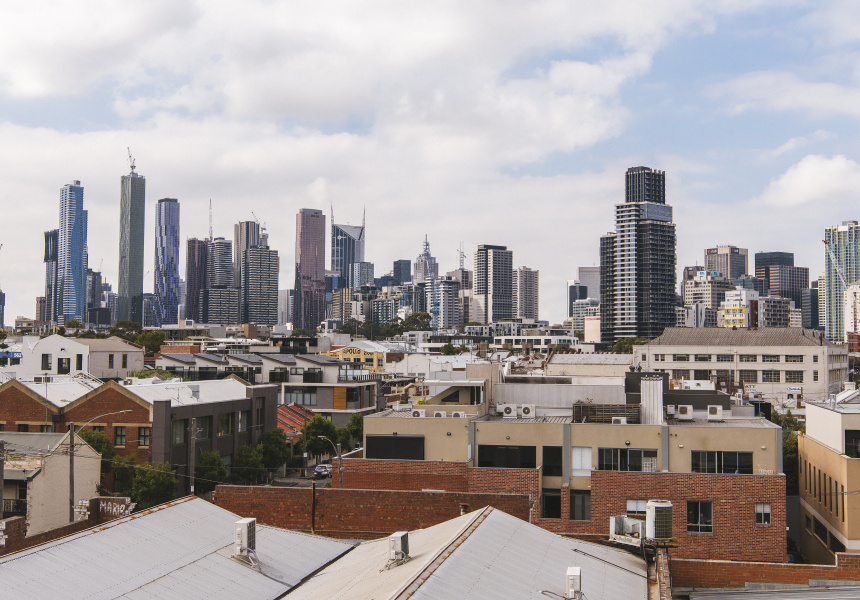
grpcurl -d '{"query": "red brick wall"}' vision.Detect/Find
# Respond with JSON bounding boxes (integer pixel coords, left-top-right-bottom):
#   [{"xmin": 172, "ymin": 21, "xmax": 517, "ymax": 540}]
[
  {"xmin": 672, "ymin": 553, "xmax": 860, "ymax": 588},
  {"xmin": 64, "ymin": 387, "xmax": 153, "ymax": 462},
  {"xmin": 337, "ymin": 458, "xmax": 469, "ymax": 491},
  {"xmin": 212, "ymin": 485, "xmax": 530, "ymax": 538},
  {"xmin": 0, "ymin": 384, "xmax": 58, "ymax": 431}
]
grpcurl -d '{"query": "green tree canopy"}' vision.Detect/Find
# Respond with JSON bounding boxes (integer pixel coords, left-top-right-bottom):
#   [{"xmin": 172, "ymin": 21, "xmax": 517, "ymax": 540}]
[
  {"xmin": 258, "ymin": 428, "xmax": 291, "ymax": 476},
  {"xmin": 230, "ymin": 444, "xmax": 266, "ymax": 485},
  {"xmin": 291, "ymin": 328, "xmax": 319, "ymax": 337},
  {"xmin": 611, "ymin": 337, "xmax": 650, "ymax": 354},
  {"xmin": 134, "ymin": 330, "xmax": 166, "ymax": 356},
  {"xmin": 195, "ymin": 450, "xmax": 227, "ymax": 496},
  {"xmin": 131, "ymin": 462, "xmax": 177, "ymax": 510},
  {"xmin": 346, "ymin": 412, "xmax": 363, "ymax": 443},
  {"xmin": 298, "ymin": 415, "xmax": 338, "ymax": 459},
  {"xmin": 78, "ymin": 429, "xmax": 115, "ymax": 475},
  {"xmin": 64, "ymin": 319, "xmax": 84, "ymax": 329},
  {"xmin": 769, "ymin": 410, "xmax": 805, "ymax": 496},
  {"xmin": 110, "ymin": 320, "xmax": 143, "ymax": 342},
  {"xmin": 401, "ymin": 312, "xmax": 432, "ymax": 332}
]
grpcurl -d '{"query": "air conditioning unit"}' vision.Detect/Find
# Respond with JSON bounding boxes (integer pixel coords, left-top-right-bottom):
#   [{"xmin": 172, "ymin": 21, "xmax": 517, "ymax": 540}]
[
  {"xmin": 566, "ymin": 566, "xmax": 582, "ymax": 598},
  {"xmin": 520, "ymin": 404, "xmax": 536, "ymax": 418},
  {"xmin": 611, "ymin": 416, "xmax": 628, "ymax": 425},
  {"xmin": 433, "ymin": 411, "xmax": 446, "ymax": 418},
  {"xmin": 498, "ymin": 404, "xmax": 517, "ymax": 418},
  {"xmin": 645, "ymin": 500, "xmax": 673, "ymax": 541},
  {"xmin": 666, "ymin": 405, "xmax": 676, "ymax": 416},
  {"xmin": 451, "ymin": 411, "xmax": 466, "ymax": 418},
  {"xmin": 707, "ymin": 405, "xmax": 723, "ymax": 421},
  {"xmin": 411, "ymin": 409, "xmax": 426, "ymax": 418},
  {"xmin": 233, "ymin": 518, "xmax": 256, "ymax": 558},
  {"xmin": 677, "ymin": 405, "xmax": 694, "ymax": 421},
  {"xmin": 393, "ymin": 403, "xmax": 411, "ymax": 411},
  {"xmin": 389, "ymin": 531, "xmax": 410, "ymax": 561}
]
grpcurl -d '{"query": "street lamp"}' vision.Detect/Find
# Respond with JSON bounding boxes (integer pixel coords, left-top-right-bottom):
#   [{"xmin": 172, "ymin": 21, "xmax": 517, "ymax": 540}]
[
  {"xmin": 68, "ymin": 410, "xmax": 132, "ymax": 522},
  {"xmin": 317, "ymin": 436, "xmax": 343, "ymax": 488}
]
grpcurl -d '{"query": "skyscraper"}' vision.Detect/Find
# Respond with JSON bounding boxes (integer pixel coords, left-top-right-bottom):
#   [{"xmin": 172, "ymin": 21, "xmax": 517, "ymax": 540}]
[
  {"xmin": 185, "ymin": 238, "xmax": 209, "ymax": 322},
  {"xmin": 351, "ymin": 262, "xmax": 375, "ymax": 291},
  {"xmin": 704, "ymin": 245, "xmax": 748, "ymax": 279},
  {"xmin": 393, "ymin": 260, "xmax": 411, "ymax": 285},
  {"xmin": 207, "ymin": 237, "xmax": 234, "ymax": 288},
  {"xmin": 43, "ymin": 229, "xmax": 59, "ymax": 324},
  {"xmin": 331, "ymin": 211, "xmax": 365, "ymax": 288},
  {"xmin": 241, "ymin": 240, "xmax": 279, "ymax": 326},
  {"xmin": 117, "ymin": 163, "xmax": 146, "ymax": 324},
  {"xmin": 154, "ymin": 198, "xmax": 180, "ymax": 326},
  {"xmin": 755, "ymin": 251, "xmax": 809, "ymax": 309},
  {"xmin": 577, "ymin": 266, "xmax": 600, "ymax": 302},
  {"xmin": 57, "ymin": 181, "xmax": 88, "ymax": 324},
  {"xmin": 277, "ymin": 289, "xmax": 295, "ymax": 326},
  {"xmin": 825, "ymin": 221, "xmax": 860, "ymax": 342},
  {"xmin": 294, "ymin": 208, "xmax": 326, "ymax": 330},
  {"xmin": 234, "ymin": 220, "xmax": 261, "ymax": 289},
  {"xmin": 413, "ymin": 236, "xmax": 438, "ymax": 284},
  {"xmin": 600, "ymin": 166, "xmax": 676, "ymax": 344},
  {"xmin": 472, "ymin": 245, "xmax": 513, "ymax": 324},
  {"xmin": 512, "ymin": 266, "xmax": 539, "ymax": 320}
]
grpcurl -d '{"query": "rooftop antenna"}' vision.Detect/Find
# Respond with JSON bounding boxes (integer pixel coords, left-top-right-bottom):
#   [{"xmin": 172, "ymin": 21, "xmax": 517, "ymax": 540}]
[
  {"xmin": 456, "ymin": 242, "xmax": 467, "ymax": 270},
  {"xmin": 209, "ymin": 200, "xmax": 213, "ymax": 241},
  {"xmin": 127, "ymin": 147, "xmax": 136, "ymax": 174}
]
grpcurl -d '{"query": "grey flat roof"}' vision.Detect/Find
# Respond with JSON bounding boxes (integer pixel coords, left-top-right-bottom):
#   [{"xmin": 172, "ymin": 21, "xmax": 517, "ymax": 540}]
[
  {"xmin": 259, "ymin": 354, "xmax": 297, "ymax": 365},
  {"xmin": 0, "ymin": 496, "xmax": 352, "ymax": 600},
  {"xmin": 668, "ymin": 417, "xmax": 780, "ymax": 428},
  {"xmin": 158, "ymin": 353, "xmax": 196, "ymax": 364},
  {"xmin": 228, "ymin": 354, "xmax": 264, "ymax": 365},
  {"xmin": 549, "ymin": 354, "xmax": 633, "ymax": 365},
  {"xmin": 646, "ymin": 327, "xmax": 836, "ymax": 348},
  {"xmin": 0, "ymin": 432, "xmax": 67, "ymax": 454}
]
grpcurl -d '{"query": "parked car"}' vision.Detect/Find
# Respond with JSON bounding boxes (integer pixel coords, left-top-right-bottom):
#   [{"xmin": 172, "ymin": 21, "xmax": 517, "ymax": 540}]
[{"xmin": 312, "ymin": 464, "xmax": 333, "ymax": 480}]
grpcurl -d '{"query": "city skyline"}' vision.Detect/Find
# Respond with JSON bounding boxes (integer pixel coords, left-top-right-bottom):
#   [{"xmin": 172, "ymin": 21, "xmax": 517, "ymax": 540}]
[{"xmin": 4, "ymin": 4, "xmax": 860, "ymax": 323}]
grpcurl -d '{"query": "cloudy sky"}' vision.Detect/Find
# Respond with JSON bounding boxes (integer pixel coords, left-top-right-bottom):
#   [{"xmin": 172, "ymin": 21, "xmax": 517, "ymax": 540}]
[{"xmin": 2, "ymin": 1, "xmax": 860, "ymax": 324}]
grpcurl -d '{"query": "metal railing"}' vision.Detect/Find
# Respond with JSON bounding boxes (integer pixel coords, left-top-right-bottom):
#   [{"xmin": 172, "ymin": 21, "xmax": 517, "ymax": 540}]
[{"xmin": 2, "ymin": 499, "xmax": 26, "ymax": 518}]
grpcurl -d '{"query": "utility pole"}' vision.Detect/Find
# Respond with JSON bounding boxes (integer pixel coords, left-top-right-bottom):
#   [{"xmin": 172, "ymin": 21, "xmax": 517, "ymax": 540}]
[
  {"xmin": 69, "ymin": 422, "xmax": 75, "ymax": 522},
  {"xmin": 0, "ymin": 440, "xmax": 5, "ymax": 515},
  {"xmin": 189, "ymin": 417, "xmax": 197, "ymax": 495}
]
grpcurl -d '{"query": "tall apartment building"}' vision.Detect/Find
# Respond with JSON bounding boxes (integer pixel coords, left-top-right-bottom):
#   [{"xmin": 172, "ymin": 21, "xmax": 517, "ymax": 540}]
[
  {"xmin": 704, "ymin": 245, "xmax": 748, "ymax": 279},
  {"xmin": 199, "ymin": 288, "xmax": 239, "ymax": 325},
  {"xmin": 351, "ymin": 262, "xmax": 375, "ymax": 291},
  {"xmin": 117, "ymin": 164, "xmax": 146, "ymax": 324},
  {"xmin": 154, "ymin": 198, "xmax": 180, "ymax": 326},
  {"xmin": 233, "ymin": 220, "xmax": 261, "ymax": 287},
  {"xmin": 294, "ymin": 208, "xmax": 326, "ymax": 331},
  {"xmin": 512, "ymin": 266, "xmax": 539, "ymax": 320},
  {"xmin": 802, "ymin": 283, "xmax": 820, "ymax": 330},
  {"xmin": 277, "ymin": 289, "xmax": 294, "ymax": 326},
  {"xmin": 57, "ymin": 180, "xmax": 88, "ymax": 324},
  {"xmin": 600, "ymin": 166, "xmax": 676, "ymax": 344},
  {"xmin": 447, "ymin": 268, "xmax": 473, "ymax": 325},
  {"xmin": 570, "ymin": 298, "xmax": 600, "ymax": 331},
  {"xmin": 818, "ymin": 271, "xmax": 827, "ymax": 329},
  {"xmin": 577, "ymin": 266, "xmax": 600, "ymax": 302},
  {"xmin": 683, "ymin": 272, "xmax": 735, "ymax": 310},
  {"xmin": 825, "ymin": 221, "xmax": 860, "ymax": 342},
  {"xmin": 332, "ymin": 215, "xmax": 365, "ymax": 289},
  {"xmin": 241, "ymin": 243, "xmax": 279, "ymax": 325},
  {"xmin": 427, "ymin": 276, "xmax": 460, "ymax": 329},
  {"xmin": 755, "ymin": 251, "xmax": 809, "ymax": 308},
  {"xmin": 393, "ymin": 259, "xmax": 411, "ymax": 285},
  {"xmin": 413, "ymin": 236, "xmax": 438, "ymax": 284},
  {"xmin": 207, "ymin": 237, "xmax": 234, "ymax": 288},
  {"xmin": 185, "ymin": 238, "xmax": 208, "ymax": 322},
  {"xmin": 472, "ymin": 245, "xmax": 513, "ymax": 324},
  {"xmin": 43, "ymin": 229, "xmax": 59, "ymax": 324},
  {"xmin": 721, "ymin": 288, "xmax": 759, "ymax": 328}
]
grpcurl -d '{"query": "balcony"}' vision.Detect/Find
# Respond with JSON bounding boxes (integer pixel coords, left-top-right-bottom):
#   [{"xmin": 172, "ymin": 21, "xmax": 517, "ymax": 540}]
[
  {"xmin": 2, "ymin": 499, "xmax": 26, "ymax": 518},
  {"xmin": 269, "ymin": 370, "xmax": 290, "ymax": 383}
]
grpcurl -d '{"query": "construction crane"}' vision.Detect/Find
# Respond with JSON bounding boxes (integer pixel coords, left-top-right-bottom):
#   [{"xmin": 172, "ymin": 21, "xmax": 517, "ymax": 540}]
[
  {"xmin": 455, "ymin": 243, "xmax": 468, "ymax": 271},
  {"xmin": 824, "ymin": 238, "xmax": 858, "ymax": 336},
  {"xmin": 127, "ymin": 147, "xmax": 136, "ymax": 173},
  {"xmin": 209, "ymin": 200, "xmax": 213, "ymax": 241}
]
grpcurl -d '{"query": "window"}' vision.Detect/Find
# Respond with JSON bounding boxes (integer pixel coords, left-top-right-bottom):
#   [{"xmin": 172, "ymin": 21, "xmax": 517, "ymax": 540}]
[
  {"xmin": 172, "ymin": 419, "xmax": 187, "ymax": 445},
  {"xmin": 762, "ymin": 370, "xmax": 780, "ymax": 383},
  {"xmin": 138, "ymin": 427, "xmax": 150, "ymax": 447},
  {"xmin": 218, "ymin": 413, "xmax": 234, "ymax": 436},
  {"xmin": 830, "ymin": 535, "xmax": 846, "ymax": 553},
  {"xmin": 691, "ymin": 451, "xmax": 753, "ymax": 474},
  {"xmin": 570, "ymin": 490, "xmax": 591, "ymax": 521},
  {"xmin": 687, "ymin": 501, "xmax": 713, "ymax": 533},
  {"xmin": 598, "ymin": 448, "xmax": 658, "ymax": 472},
  {"xmin": 785, "ymin": 371, "xmax": 804, "ymax": 384},
  {"xmin": 366, "ymin": 435, "xmax": 425, "ymax": 460},
  {"xmin": 76, "ymin": 354, "xmax": 83, "ymax": 370},
  {"xmin": 283, "ymin": 387, "xmax": 317, "ymax": 406},
  {"xmin": 755, "ymin": 503, "xmax": 771, "ymax": 524},
  {"xmin": 542, "ymin": 446, "xmax": 563, "ymax": 477},
  {"xmin": 196, "ymin": 416, "xmax": 212, "ymax": 440},
  {"xmin": 739, "ymin": 355, "xmax": 757, "ymax": 362},
  {"xmin": 694, "ymin": 369, "xmax": 710, "ymax": 381},
  {"xmin": 115, "ymin": 426, "xmax": 126, "ymax": 446},
  {"xmin": 762, "ymin": 355, "xmax": 780, "ymax": 363},
  {"xmin": 673, "ymin": 355, "xmax": 689, "ymax": 362},
  {"xmin": 478, "ymin": 445, "xmax": 537, "ymax": 469},
  {"xmin": 785, "ymin": 355, "xmax": 804, "ymax": 363},
  {"xmin": 17, "ymin": 424, "xmax": 28, "ymax": 432},
  {"xmin": 57, "ymin": 358, "xmax": 70, "ymax": 374},
  {"xmin": 813, "ymin": 355, "xmax": 819, "ymax": 363},
  {"xmin": 40, "ymin": 425, "xmax": 51, "ymax": 432},
  {"xmin": 92, "ymin": 425, "xmax": 104, "ymax": 433},
  {"xmin": 695, "ymin": 354, "xmax": 711, "ymax": 362},
  {"xmin": 0, "ymin": 424, "xmax": 3, "ymax": 432},
  {"xmin": 238, "ymin": 410, "xmax": 250, "ymax": 433},
  {"xmin": 716, "ymin": 355, "xmax": 733, "ymax": 362},
  {"xmin": 805, "ymin": 515, "xmax": 812, "ymax": 531},
  {"xmin": 256, "ymin": 407, "xmax": 263, "ymax": 428},
  {"xmin": 738, "ymin": 370, "xmax": 757, "ymax": 383},
  {"xmin": 672, "ymin": 369, "xmax": 691, "ymax": 380},
  {"xmin": 541, "ymin": 489, "xmax": 561, "ymax": 519},
  {"xmin": 41, "ymin": 353, "xmax": 52, "ymax": 370},
  {"xmin": 571, "ymin": 447, "xmax": 592, "ymax": 476},
  {"xmin": 108, "ymin": 354, "xmax": 114, "ymax": 369},
  {"xmin": 627, "ymin": 499, "xmax": 647, "ymax": 516},
  {"xmin": 813, "ymin": 517, "xmax": 827, "ymax": 542},
  {"xmin": 122, "ymin": 354, "xmax": 128, "ymax": 369},
  {"xmin": 814, "ymin": 371, "xmax": 819, "ymax": 382}
]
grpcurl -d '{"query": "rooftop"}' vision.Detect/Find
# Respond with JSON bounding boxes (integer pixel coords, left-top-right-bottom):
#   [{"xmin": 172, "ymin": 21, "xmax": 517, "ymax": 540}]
[
  {"xmin": 549, "ymin": 353, "xmax": 633, "ymax": 365},
  {"xmin": 121, "ymin": 378, "xmax": 250, "ymax": 407},
  {"xmin": 73, "ymin": 336, "xmax": 143, "ymax": 352},
  {"xmin": 18, "ymin": 376, "xmax": 102, "ymax": 406},
  {"xmin": 644, "ymin": 327, "xmax": 836, "ymax": 348}
]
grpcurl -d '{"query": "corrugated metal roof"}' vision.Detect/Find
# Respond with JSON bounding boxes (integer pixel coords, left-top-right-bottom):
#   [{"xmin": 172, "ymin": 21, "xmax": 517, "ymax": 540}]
[
  {"xmin": 122, "ymin": 379, "xmax": 248, "ymax": 407},
  {"xmin": 21, "ymin": 378, "xmax": 101, "ymax": 405},
  {"xmin": 158, "ymin": 353, "xmax": 196, "ymax": 364},
  {"xmin": 0, "ymin": 497, "xmax": 352, "ymax": 600},
  {"xmin": 479, "ymin": 415, "xmax": 573, "ymax": 424},
  {"xmin": 74, "ymin": 337, "xmax": 142, "ymax": 352},
  {"xmin": 260, "ymin": 354, "xmax": 297, "ymax": 365},
  {"xmin": 549, "ymin": 354, "xmax": 633, "ymax": 365},
  {"xmin": 228, "ymin": 354, "xmax": 263, "ymax": 364},
  {"xmin": 646, "ymin": 327, "xmax": 835, "ymax": 348},
  {"xmin": 0, "ymin": 432, "xmax": 67, "ymax": 453}
]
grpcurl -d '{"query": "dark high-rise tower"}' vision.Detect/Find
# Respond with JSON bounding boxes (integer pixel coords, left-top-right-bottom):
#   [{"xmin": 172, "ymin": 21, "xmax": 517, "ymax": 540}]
[
  {"xmin": 117, "ymin": 162, "xmax": 146, "ymax": 324},
  {"xmin": 472, "ymin": 245, "xmax": 513, "ymax": 324},
  {"xmin": 154, "ymin": 198, "xmax": 180, "ymax": 326},
  {"xmin": 234, "ymin": 221, "xmax": 261, "ymax": 289},
  {"xmin": 755, "ymin": 251, "xmax": 808, "ymax": 309},
  {"xmin": 331, "ymin": 208, "xmax": 365, "ymax": 289},
  {"xmin": 600, "ymin": 166, "xmax": 676, "ymax": 344},
  {"xmin": 393, "ymin": 259, "xmax": 411, "ymax": 285},
  {"xmin": 242, "ymin": 239, "xmax": 279, "ymax": 325},
  {"xmin": 44, "ymin": 229, "xmax": 59, "ymax": 324},
  {"xmin": 57, "ymin": 180, "xmax": 88, "ymax": 324},
  {"xmin": 185, "ymin": 238, "xmax": 209, "ymax": 322},
  {"xmin": 294, "ymin": 208, "xmax": 326, "ymax": 330}
]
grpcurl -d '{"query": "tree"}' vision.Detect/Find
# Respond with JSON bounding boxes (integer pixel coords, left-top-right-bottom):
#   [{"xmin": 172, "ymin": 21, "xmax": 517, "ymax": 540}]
[
  {"xmin": 291, "ymin": 328, "xmax": 319, "ymax": 338},
  {"xmin": 231, "ymin": 443, "xmax": 266, "ymax": 484},
  {"xmin": 611, "ymin": 337, "xmax": 650, "ymax": 354},
  {"xmin": 109, "ymin": 320, "xmax": 143, "ymax": 342},
  {"xmin": 402, "ymin": 311, "xmax": 432, "ymax": 331},
  {"xmin": 0, "ymin": 330, "xmax": 8, "ymax": 341},
  {"xmin": 258, "ymin": 428, "xmax": 291, "ymax": 478},
  {"xmin": 346, "ymin": 412, "xmax": 363, "ymax": 443},
  {"xmin": 336, "ymin": 426, "xmax": 353, "ymax": 452},
  {"xmin": 439, "ymin": 343, "xmax": 461, "ymax": 355},
  {"xmin": 131, "ymin": 462, "xmax": 177, "ymax": 510},
  {"xmin": 78, "ymin": 429, "xmax": 116, "ymax": 476},
  {"xmin": 128, "ymin": 368, "xmax": 182, "ymax": 380},
  {"xmin": 64, "ymin": 319, "xmax": 83, "ymax": 329},
  {"xmin": 298, "ymin": 415, "xmax": 338, "ymax": 459},
  {"xmin": 195, "ymin": 450, "xmax": 227, "ymax": 496},
  {"xmin": 134, "ymin": 330, "xmax": 166, "ymax": 356},
  {"xmin": 113, "ymin": 455, "xmax": 136, "ymax": 495},
  {"xmin": 76, "ymin": 329, "xmax": 107, "ymax": 339},
  {"xmin": 769, "ymin": 410, "xmax": 805, "ymax": 495}
]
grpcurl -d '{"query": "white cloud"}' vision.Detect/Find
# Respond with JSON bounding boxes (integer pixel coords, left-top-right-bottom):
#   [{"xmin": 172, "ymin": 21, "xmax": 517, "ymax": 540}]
[{"xmin": 753, "ymin": 154, "xmax": 860, "ymax": 208}]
